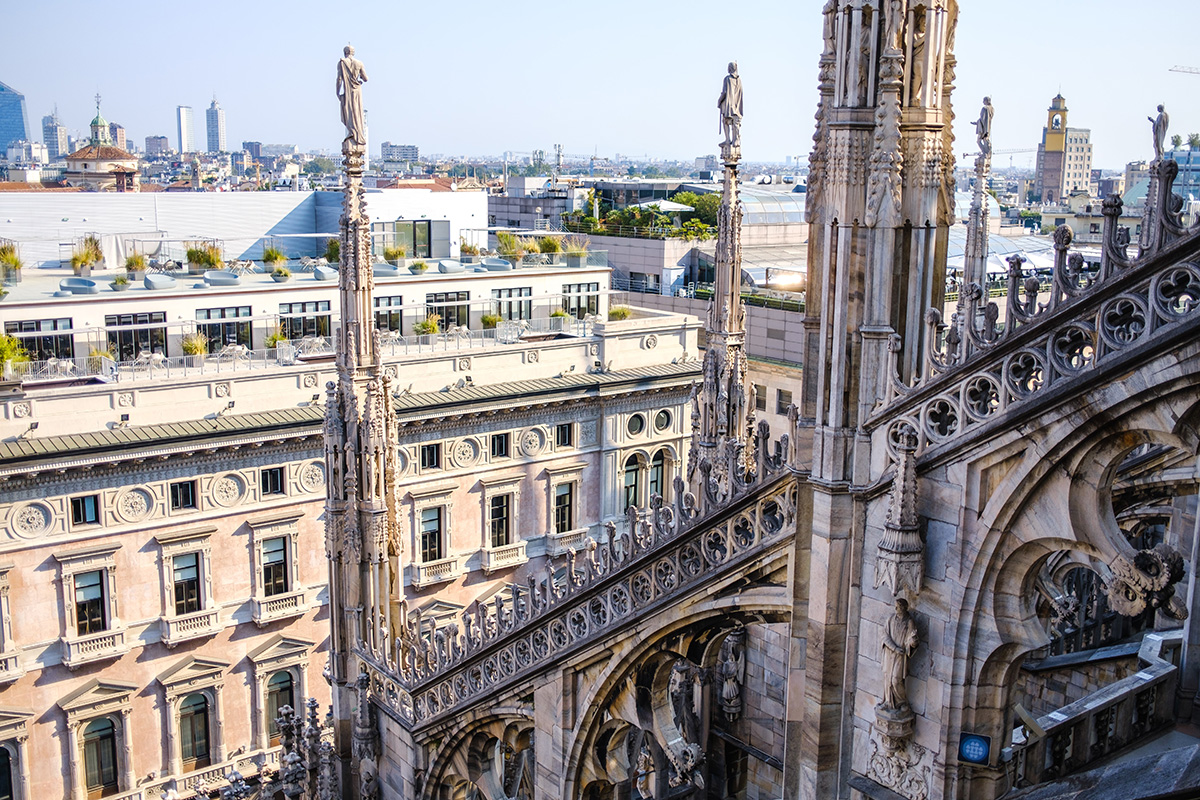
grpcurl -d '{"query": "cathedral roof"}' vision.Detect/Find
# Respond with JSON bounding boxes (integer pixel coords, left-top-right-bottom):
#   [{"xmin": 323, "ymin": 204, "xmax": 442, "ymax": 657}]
[{"xmin": 66, "ymin": 144, "xmax": 135, "ymax": 161}]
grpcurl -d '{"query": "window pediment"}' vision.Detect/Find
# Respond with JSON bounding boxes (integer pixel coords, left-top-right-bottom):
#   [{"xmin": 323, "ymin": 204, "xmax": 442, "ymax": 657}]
[
  {"xmin": 58, "ymin": 679, "xmax": 136, "ymax": 723},
  {"xmin": 0, "ymin": 706, "xmax": 31, "ymax": 739},
  {"xmin": 247, "ymin": 633, "xmax": 313, "ymax": 672},
  {"xmin": 53, "ymin": 542, "xmax": 121, "ymax": 570},
  {"xmin": 157, "ymin": 655, "xmax": 229, "ymax": 697}
]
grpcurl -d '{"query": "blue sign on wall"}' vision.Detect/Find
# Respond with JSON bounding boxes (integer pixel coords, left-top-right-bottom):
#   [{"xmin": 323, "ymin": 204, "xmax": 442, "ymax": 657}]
[{"xmin": 959, "ymin": 733, "xmax": 991, "ymax": 765}]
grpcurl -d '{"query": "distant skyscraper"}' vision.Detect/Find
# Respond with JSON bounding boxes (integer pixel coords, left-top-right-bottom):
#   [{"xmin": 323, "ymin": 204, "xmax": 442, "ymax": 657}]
[
  {"xmin": 0, "ymin": 81, "xmax": 31, "ymax": 149},
  {"xmin": 109, "ymin": 123, "xmax": 127, "ymax": 151},
  {"xmin": 242, "ymin": 141, "xmax": 262, "ymax": 160},
  {"xmin": 177, "ymin": 105, "xmax": 195, "ymax": 153},
  {"xmin": 42, "ymin": 111, "xmax": 67, "ymax": 161},
  {"xmin": 145, "ymin": 135, "xmax": 170, "ymax": 157},
  {"xmin": 206, "ymin": 98, "xmax": 226, "ymax": 153}
]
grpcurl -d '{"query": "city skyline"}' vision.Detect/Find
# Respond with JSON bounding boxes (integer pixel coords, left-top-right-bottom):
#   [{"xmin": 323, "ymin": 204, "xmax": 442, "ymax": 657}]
[{"xmin": 0, "ymin": 0, "xmax": 1196, "ymax": 168}]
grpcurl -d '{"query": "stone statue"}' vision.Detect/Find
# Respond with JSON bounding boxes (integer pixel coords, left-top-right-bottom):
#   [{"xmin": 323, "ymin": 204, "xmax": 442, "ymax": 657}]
[
  {"xmin": 1149, "ymin": 104, "xmax": 1169, "ymax": 161},
  {"xmin": 880, "ymin": 598, "xmax": 919, "ymax": 710},
  {"xmin": 909, "ymin": 12, "xmax": 927, "ymax": 104},
  {"xmin": 975, "ymin": 97, "xmax": 993, "ymax": 156},
  {"xmin": 719, "ymin": 631, "xmax": 746, "ymax": 722},
  {"xmin": 718, "ymin": 62, "xmax": 744, "ymax": 149},
  {"xmin": 668, "ymin": 659, "xmax": 700, "ymax": 743},
  {"xmin": 635, "ymin": 742, "xmax": 655, "ymax": 799},
  {"xmin": 857, "ymin": 9, "xmax": 874, "ymax": 105},
  {"xmin": 337, "ymin": 45, "xmax": 369, "ymax": 146}
]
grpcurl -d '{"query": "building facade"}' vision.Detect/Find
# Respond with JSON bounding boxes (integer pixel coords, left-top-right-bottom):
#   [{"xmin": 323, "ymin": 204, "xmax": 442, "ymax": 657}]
[
  {"xmin": 1033, "ymin": 94, "xmax": 1092, "ymax": 204},
  {"xmin": 145, "ymin": 135, "xmax": 170, "ymax": 157},
  {"xmin": 380, "ymin": 142, "xmax": 418, "ymax": 162},
  {"xmin": 207, "ymin": 100, "xmax": 227, "ymax": 154},
  {"xmin": 42, "ymin": 112, "xmax": 67, "ymax": 162},
  {"xmin": 177, "ymin": 106, "xmax": 195, "ymax": 154}
]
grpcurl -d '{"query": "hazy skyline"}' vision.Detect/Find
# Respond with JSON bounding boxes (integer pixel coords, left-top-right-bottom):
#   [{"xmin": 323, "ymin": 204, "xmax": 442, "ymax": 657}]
[{"xmin": 3, "ymin": 0, "xmax": 1196, "ymax": 169}]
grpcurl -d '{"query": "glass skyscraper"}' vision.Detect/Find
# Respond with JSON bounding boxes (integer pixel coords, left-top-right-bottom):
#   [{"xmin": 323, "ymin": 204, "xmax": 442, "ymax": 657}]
[{"xmin": 0, "ymin": 82, "xmax": 31, "ymax": 149}]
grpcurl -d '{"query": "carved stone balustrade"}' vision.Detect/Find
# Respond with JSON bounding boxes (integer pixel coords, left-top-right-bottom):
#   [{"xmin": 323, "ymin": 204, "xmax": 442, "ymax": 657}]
[
  {"xmin": 0, "ymin": 651, "xmax": 22, "ymax": 684},
  {"xmin": 871, "ymin": 219, "xmax": 1200, "ymax": 461},
  {"xmin": 62, "ymin": 627, "xmax": 129, "ymax": 669},
  {"xmin": 1008, "ymin": 631, "xmax": 1181, "ymax": 789},
  {"xmin": 546, "ymin": 527, "xmax": 590, "ymax": 557},
  {"xmin": 411, "ymin": 555, "xmax": 463, "ymax": 590},
  {"xmin": 252, "ymin": 590, "xmax": 307, "ymax": 627},
  {"xmin": 161, "ymin": 607, "xmax": 222, "ymax": 648},
  {"xmin": 358, "ymin": 436, "xmax": 795, "ymax": 729},
  {"xmin": 481, "ymin": 541, "xmax": 528, "ymax": 575}
]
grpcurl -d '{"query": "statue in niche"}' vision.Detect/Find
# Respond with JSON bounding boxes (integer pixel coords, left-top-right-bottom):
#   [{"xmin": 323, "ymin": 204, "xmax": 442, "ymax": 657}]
[
  {"xmin": 822, "ymin": 0, "xmax": 837, "ymax": 56},
  {"xmin": 337, "ymin": 45, "xmax": 369, "ymax": 146},
  {"xmin": 668, "ymin": 659, "xmax": 701, "ymax": 744},
  {"xmin": 884, "ymin": 0, "xmax": 904, "ymax": 52},
  {"xmin": 880, "ymin": 598, "xmax": 919, "ymax": 711},
  {"xmin": 1149, "ymin": 104, "xmax": 1169, "ymax": 161},
  {"xmin": 909, "ymin": 12, "xmax": 927, "ymax": 104},
  {"xmin": 718, "ymin": 62, "xmax": 743, "ymax": 149},
  {"xmin": 857, "ymin": 9, "xmax": 873, "ymax": 105},
  {"xmin": 718, "ymin": 630, "xmax": 746, "ymax": 722},
  {"xmin": 975, "ymin": 97, "xmax": 993, "ymax": 156},
  {"xmin": 635, "ymin": 742, "xmax": 655, "ymax": 799}
]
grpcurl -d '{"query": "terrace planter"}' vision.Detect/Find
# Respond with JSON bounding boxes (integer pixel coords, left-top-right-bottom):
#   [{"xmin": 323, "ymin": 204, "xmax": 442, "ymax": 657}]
[
  {"xmin": 271, "ymin": 273, "xmax": 291, "ymax": 283},
  {"xmin": 109, "ymin": 282, "xmax": 130, "ymax": 292}
]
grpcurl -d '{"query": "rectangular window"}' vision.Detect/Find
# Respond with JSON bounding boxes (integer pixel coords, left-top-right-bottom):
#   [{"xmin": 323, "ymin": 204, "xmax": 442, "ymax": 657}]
[
  {"xmin": 278, "ymin": 301, "xmax": 332, "ymax": 340},
  {"xmin": 754, "ymin": 384, "xmax": 767, "ymax": 411},
  {"xmin": 556, "ymin": 423, "xmax": 574, "ymax": 448},
  {"xmin": 260, "ymin": 467, "xmax": 285, "ymax": 496},
  {"xmin": 776, "ymin": 389, "xmax": 793, "ymax": 415},
  {"xmin": 196, "ymin": 306, "xmax": 252, "ymax": 353},
  {"xmin": 173, "ymin": 553, "xmax": 201, "ymax": 616},
  {"xmin": 74, "ymin": 570, "xmax": 106, "ymax": 635},
  {"xmin": 420, "ymin": 507, "xmax": 443, "ymax": 562},
  {"xmin": 489, "ymin": 495, "xmax": 511, "ymax": 548},
  {"xmin": 491, "ymin": 287, "xmax": 532, "ymax": 320},
  {"xmin": 71, "ymin": 495, "xmax": 100, "ymax": 526},
  {"xmin": 425, "ymin": 291, "xmax": 469, "ymax": 328},
  {"xmin": 420, "ymin": 443, "xmax": 441, "ymax": 470},
  {"xmin": 104, "ymin": 311, "xmax": 167, "ymax": 361},
  {"xmin": 170, "ymin": 481, "xmax": 197, "ymax": 510},
  {"xmin": 554, "ymin": 483, "xmax": 574, "ymax": 534},
  {"xmin": 4, "ymin": 317, "xmax": 74, "ymax": 361},
  {"xmin": 262, "ymin": 537, "xmax": 288, "ymax": 597},
  {"xmin": 374, "ymin": 295, "xmax": 404, "ymax": 333},
  {"xmin": 491, "ymin": 433, "xmax": 510, "ymax": 459},
  {"xmin": 562, "ymin": 282, "xmax": 600, "ymax": 319}
]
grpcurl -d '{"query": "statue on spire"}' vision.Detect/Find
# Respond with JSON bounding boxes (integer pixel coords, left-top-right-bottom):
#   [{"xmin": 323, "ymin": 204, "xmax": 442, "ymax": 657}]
[
  {"xmin": 718, "ymin": 62, "xmax": 743, "ymax": 156},
  {"xmin": 337, "ymin": 45, "xmax": 369, "ymax": 147}
]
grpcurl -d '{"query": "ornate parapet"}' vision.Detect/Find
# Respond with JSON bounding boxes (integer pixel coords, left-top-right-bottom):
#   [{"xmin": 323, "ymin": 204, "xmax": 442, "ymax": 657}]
[
  {"xmin": 870, "ymin": 218, "xmax": 1200, "ymax": 462},
  {"xmin": 358, "ymin": 452, "xmax": 795, "ymax": 729}
]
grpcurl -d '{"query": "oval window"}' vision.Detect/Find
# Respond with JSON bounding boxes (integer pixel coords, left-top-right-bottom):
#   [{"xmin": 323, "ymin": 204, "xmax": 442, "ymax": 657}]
[
  {"xmin": 654, "ymin": 410, "xmax": 671, "ymax": 431},
  {"xmin": 627, "ymin": 414, "xmax": 645, "ymax": 436}
]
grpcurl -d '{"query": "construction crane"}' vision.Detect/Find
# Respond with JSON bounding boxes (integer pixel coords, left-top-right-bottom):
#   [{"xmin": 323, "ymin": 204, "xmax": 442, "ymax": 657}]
[{"xmin": 1170, "ymin": 65, "xmax": 1200, "ymax": 75}]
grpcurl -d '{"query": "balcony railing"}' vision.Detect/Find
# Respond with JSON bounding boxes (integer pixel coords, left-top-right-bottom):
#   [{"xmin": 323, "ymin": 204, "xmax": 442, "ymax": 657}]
[
  {"xmin": 252, "ymin": 589, "xmax": 306, "ymax": 627},
  {"xmin": 1009, "ymin": 630, "xmax": 1182, "ymax": 789},
  {"xmin": 412, "ymin": 555, "xmax": 463, "ymax": 589},
  {"xmin": 546, "ymin": 527, "xmax": 590, "ymax": 556},
  {"xmin": 0, "ymin": 650, "xmax": 23, "ymax": 684},
  {"xmin": 12, "ymin": 318, "xmax": 595, "ymax": 387},
  {"xmin": 161, "ymin": 608, "xmax": 222, "ymax": 647},
  {"xmin": 62, "ymin": 627, "xmax": 128, "ymax": 669},
  {"xmin": 481, "ymin": 541, "xmax": 528, "ymax": 574}
]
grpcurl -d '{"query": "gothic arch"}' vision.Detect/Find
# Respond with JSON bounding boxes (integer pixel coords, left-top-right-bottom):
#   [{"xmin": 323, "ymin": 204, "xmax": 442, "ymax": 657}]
[
  {"xmin": 937, "ymin": 366, "xmax": 1200, "ymax": 796},
  {"xmin": 419, "ymin": 709, "xmax": 534, "ymax": 800},
  {"xmin": 563, "ymin": 597, "xmax": 790, "ymax": 799}
]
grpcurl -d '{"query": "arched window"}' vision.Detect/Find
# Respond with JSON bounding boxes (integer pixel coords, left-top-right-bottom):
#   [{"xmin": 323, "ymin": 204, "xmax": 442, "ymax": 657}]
[
  {"xmin": 623, "ymin": 455, "xmax": 641, "ymax": 511},
  {"xmin": 83, "ymin": 718, "xmax": 118, "ymax": 798},
  {"xmin": 0, "ymin": 747, "xmax": 12, "ymax": 800},
  {"xmin": 179, "ymin": 693, "xmax": 211, "ymax": 771},
  {"xmin": 267, "ymin": 671, "xmax": 295, "ymax": 745},
  {"xmin": 649, "ymin": 450, "xmax": 667, "ymax": 502}
]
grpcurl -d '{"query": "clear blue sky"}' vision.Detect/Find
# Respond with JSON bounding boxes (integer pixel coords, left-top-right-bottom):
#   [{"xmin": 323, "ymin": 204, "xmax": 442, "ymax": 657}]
[{"xmin": 2, "ymin": 0, "xmax": 1195, "ymax": 169}]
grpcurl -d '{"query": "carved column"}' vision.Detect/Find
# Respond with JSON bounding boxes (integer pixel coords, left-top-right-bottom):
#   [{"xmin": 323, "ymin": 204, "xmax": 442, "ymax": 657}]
[
  {"xmin": 66, "ymin": 720, "xmax": 84, "ymax": 800},
  {"xmin": 691, "ymin": 76, "xmax": 750, "ymax": 492}
]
